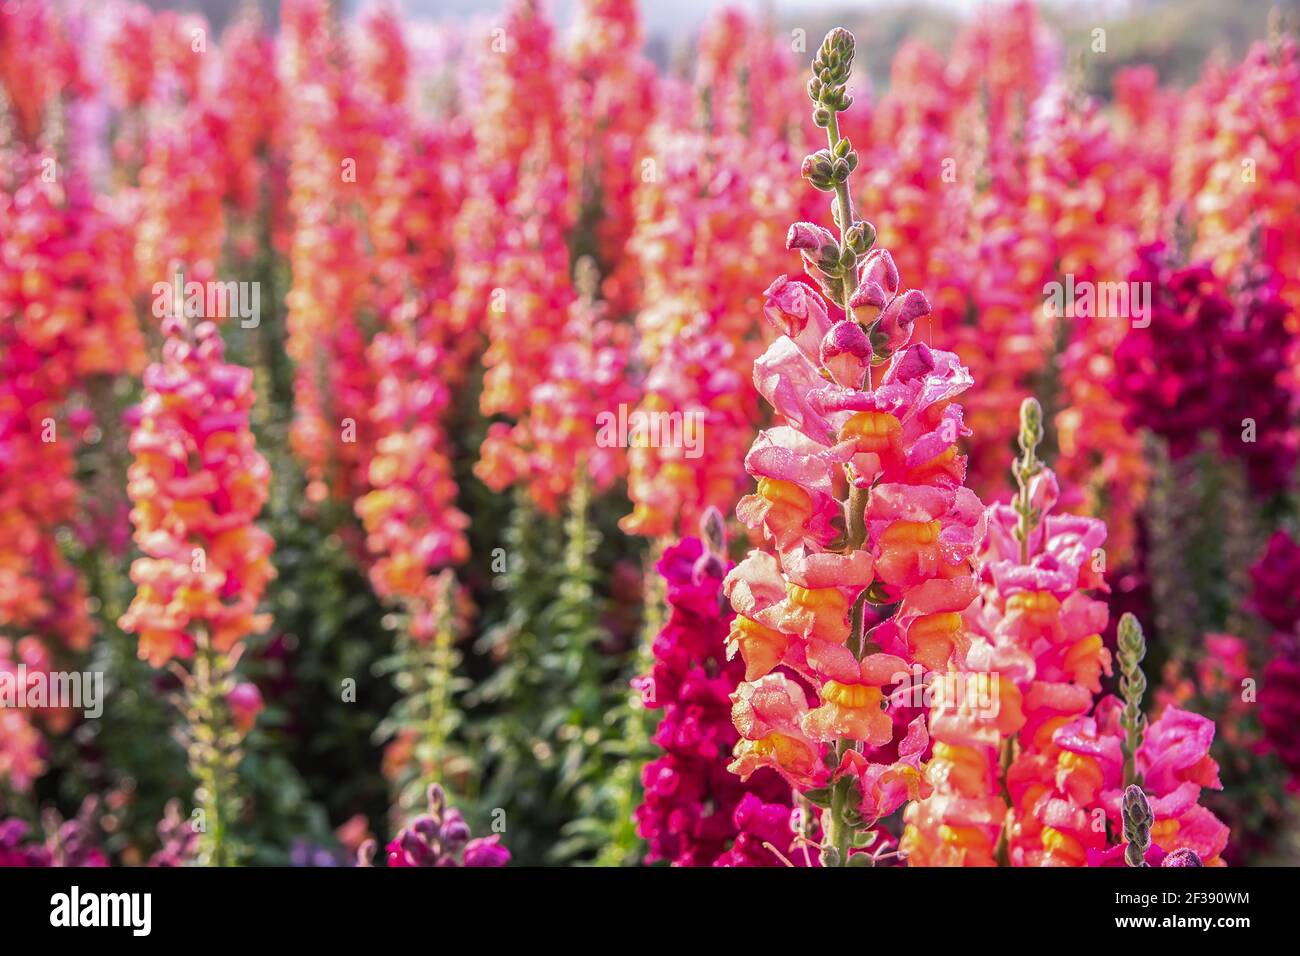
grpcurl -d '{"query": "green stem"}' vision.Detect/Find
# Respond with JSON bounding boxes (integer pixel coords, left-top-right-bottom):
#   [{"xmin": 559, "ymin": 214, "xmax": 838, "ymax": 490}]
[
  {"xmin": 1013, "ymin": 444, "xmax": 1039, "ymax": 565},
  {"xmin": 845, "ymin": 482, "xmax": 868, "ymax": 551},
  {"xmin": 187, "ymin": 632, "xmax": 241, "ymax": 867},
  {"xmin": 1015, "ymin": 475, "xmax": 1033, "ymax": 565},
  {"xmin": 1012, "ymin": 399, "xmax": 1044, "ymax": 564},
  {"xmin": 824, "ymin": 112, "xmax": 858, "ymax": 323},
  {"xmin": 824, "ymin": 742, "xmax": 853, "ymax": 866},
  {"xmin": 422, "ymin": 610, "xmax": 454, "ymax": 795},
  {"xmin": 993, "ymin": 736, "xmax": 1016, "ymax": 866},
  {"xmin": 848, "ymin": 589, "xmax": 868, "ymax": 660}
]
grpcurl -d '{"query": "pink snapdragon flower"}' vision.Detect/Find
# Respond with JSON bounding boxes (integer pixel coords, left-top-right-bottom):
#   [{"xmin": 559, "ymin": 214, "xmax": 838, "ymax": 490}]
[
  {"xmin": 728, "ymin": 251, "xmax": 979, "ymax": 854},
  {"xmin": 1061, "ymin": 702, "xmax": 1229, "ymax": 865},
  {"xmin": 903, "ymin": 445, "xmax": 1113, "ymax": 866}
]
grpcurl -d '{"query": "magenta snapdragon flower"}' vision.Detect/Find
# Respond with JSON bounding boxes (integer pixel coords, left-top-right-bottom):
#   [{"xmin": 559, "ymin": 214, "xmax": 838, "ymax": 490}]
[
  {"xmin": 634, "ymin": 534, "xmax": 797, "ymax": 866},
  {"xmin": 1113, "ymin": 244, "xmax": 1298, "ymax": 495},
  {"xmin": 365, "ymin": 784, "xmax": 509, "ymax": 868}
]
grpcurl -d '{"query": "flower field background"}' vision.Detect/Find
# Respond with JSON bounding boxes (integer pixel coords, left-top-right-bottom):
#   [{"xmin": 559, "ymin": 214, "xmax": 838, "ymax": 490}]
[{"xmin": 1, "ymin": 0, "xmax": 1299, "ymax": 868}]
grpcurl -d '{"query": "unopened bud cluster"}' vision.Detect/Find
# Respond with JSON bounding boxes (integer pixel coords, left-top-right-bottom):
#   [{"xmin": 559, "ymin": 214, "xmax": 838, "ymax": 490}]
[
  {"xmin": 1122, "ymin": 784, "xmax": 1154, "ymax": 867},
  {"xmin": 789, "ymin": 30, "xmax": 930, "ymax": 371},
  {"xmin": 360, "ymin": 784, "xmax": 509, "ymax": 867},
  {"xmin": 1117, "ymin": 612, "xmax": 1149, "ymax": 787},
  {"xmin": 1012, "ymin": 398, "xmax": 1046, "ymax": 557},
  {"xmin": 801, "ymin": 137, "xmax": 859, "ymax": 192},
  {"xmin": 807, "ymin": 28, "xmax": 855, "ymax": 113}
]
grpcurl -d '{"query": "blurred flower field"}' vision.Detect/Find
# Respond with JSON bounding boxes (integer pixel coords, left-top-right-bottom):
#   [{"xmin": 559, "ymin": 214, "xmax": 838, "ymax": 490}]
[{"xmin": 1, "ymin": 0, "xmax": 1299, "ymax": 868}]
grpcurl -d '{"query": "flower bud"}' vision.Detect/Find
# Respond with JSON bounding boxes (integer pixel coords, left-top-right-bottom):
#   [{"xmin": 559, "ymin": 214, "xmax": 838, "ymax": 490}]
[
  {"xmin": 822, "ymin": 88, "xmax": 853, "ymax": 113},
  {"xmin": 399, "ymin": 829, "xmax": 434, "ymax": 866},
  {"xmin": 812, "ymin": 106, "xmax": 832, "ymax": 127},
  {"xmin": 858, "ymin": 248, "xmax": 899, "ymax": 297},
  {"xmin": 786, "ymin": 221, "xmax": 840, "ymax": 278},
  {"xmin": 1123, "ymin": 783, "xmax": 1154, "ymax": 867},
  {"xmin": 1018, "ymin": 397, "xmax": 1043, "ymax": 454},
  {"xmin": 426, "ymin": 783, "xmax": 448, "ymax": 819},
  {"xmin": 825, "ymin": 28, "xmax": 855, "ymax": 63},
  {"xmin": 801, "ymin": 150, "xmax": 837, "ymax": 191},
  {"xmin": 410, "ymin": 814, "xmax": 440, "ymax": 842},
  {"xmin": 1117, "ymin": 613, "xmax": 1146, "ymax": 666},
  {"xmin": 693, "ymin": 549, "xmax": 727, "ymax": 584},
  {"xmin": 439, "ymin": 809, "xmax": 471, "ymax": 852},
  {"xmin": 812, "ymin": 28, "xmax": 855, "ymax": 94},
  {"xmin": 874, "ymin": 288, "xmax": 928, "ymax": 356},
  {"xmin": 1161, "ymin": 848, "xmax": 1204, "ymax": 867},
  {"xmin": 227, "ymin": 682, "xmax": 263, "ymax": 737},
  {"xmin": 816, "ymin": 274, "xmax": 846, "ymax": 310},
  {"xmin": 820, "ymin": 320, "xmax": 873, "ymax": 389},
  {"xmin": 844, "ymin": 220, "xmax": 876, "ymax": 257},
  {"xmin": 1027, "ymin": 468, "xmax": 1060, "ymax": 517},
  {"xmin": 700, "ymin": 506, "xmax": 727, "ymax": 556},
  {"xmin": 1123, "ymin": 784, "xmax": 1154, "ymax": 826},
  {"xmin": 786, "ymin": 221, "xmax": 838, "ymax": 253},
  {"xmin": 356, "ymin": 839, "xmax": 377, "ymax": 867}
]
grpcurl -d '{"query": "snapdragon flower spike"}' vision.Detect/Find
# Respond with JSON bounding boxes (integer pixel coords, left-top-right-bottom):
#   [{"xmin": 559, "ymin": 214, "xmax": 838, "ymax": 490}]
[
  {"xmin": 0, "ymin": 798, "xmax": 106, "ymax": 868},
  {"xmin": 0, "ymin": 638, "xmax": 47, "ymax": 791},
  {"xmin": 118, "ymin": 317, "xmax": 275, "ymax": 666},
  {"xmin": 902, "ymin": 402, "xmax": 1113, "ymax": 867},
  {"xmin": 634, "ymin": 535, "xmax": 797, "ymax": 866},
  {"xmin": 1260, "ymin": 633, "xmax": 1300, "ymax": 781},
  {"xmin": 475, "ymin": 262, "xmax": 635, "ymax": 514},
  {"xmin": 902, "ymin": 403, "xmax": 1231, "ymax": 866},
  {"xmin": 727, "ymin": 27, "xmax": 984, "ymax": 866},
  {"xmin": 1249, "ymin": 530, "xmax": 1300, "ymax": 635},
  {"xmin": 149, "ymin": 800, "xmax": 199, "ymax": 868},
  {"xmin": 115, "ymin": 314, "xmax": 274, "ymax": 866},
  {"xmin": 376, "ymin": 784, "xmax": 509, "ymax": 868},
  {"xmin": 1112, "ymin": 245, "xmax": 1299, "ymax": 495},
  {"xmin": 620, "ymin": 320, "xmax": 751, "ymax": 540},
  {"xmin": 983, "ymin": 507, "xmax": 1116, "ymax": 865}
]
